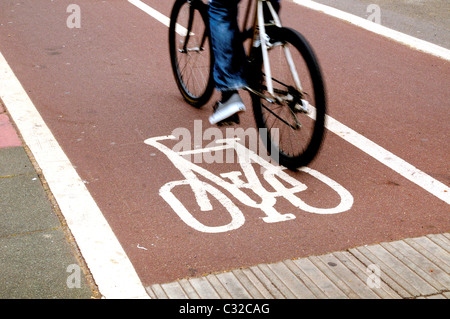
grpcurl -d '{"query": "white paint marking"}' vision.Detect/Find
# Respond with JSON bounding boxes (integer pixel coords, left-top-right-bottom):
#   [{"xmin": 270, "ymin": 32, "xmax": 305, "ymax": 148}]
[
  {"xmin": 0, "ymin": 51, "xmax": 150, "ymax": 299},
  {"xmin": 128, "ymin": 0, "xmax": 170, "ymax": 27},
  {"xmin": 130, "ymin": 1, "xmax": 449, "ymax": 204},
  {"xmin": 137, "ymin": 244, "xmax": 148, "ymax": 250},
  {"xmin": 294, "ymin": 0, "xmax": 450, "ymax": 61},
  {"xmin": 129, "ymin": 0, "xmax": 450, "ymax": 60},
  {"xmin": 325, "ymin": 116, "xmax": 450, "ymax": 205},
  {"xmin": 145, "ymin": 136, "xmax": 354, "ymax": 233},
  {"xmin": 128, "ymin": 0, "xmax": 189, "ymax": 36}
]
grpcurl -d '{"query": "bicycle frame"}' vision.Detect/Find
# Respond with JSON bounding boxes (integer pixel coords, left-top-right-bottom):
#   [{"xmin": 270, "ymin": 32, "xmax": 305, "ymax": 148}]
[
  {"xmin": 181, "ymin": 0, "xmax": 302, "ymax": 103},
  {"xmin": 243, "ymin": 0, "xmax": 303, "ymax": 102}
]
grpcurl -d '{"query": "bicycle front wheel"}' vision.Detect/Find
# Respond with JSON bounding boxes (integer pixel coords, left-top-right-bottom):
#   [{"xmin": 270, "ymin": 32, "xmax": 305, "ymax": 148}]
[
  {"xmin": 169, "ymin": 0, "xmax": 215, "ymax": 107},
  {"xmin": 250, "ymin": 27, "xmax": 327, "ymax": 169}
]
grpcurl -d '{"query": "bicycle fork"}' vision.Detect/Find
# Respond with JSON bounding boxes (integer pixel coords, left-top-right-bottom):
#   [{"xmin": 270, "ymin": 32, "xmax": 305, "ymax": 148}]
[{"xmin": 253, "ymin": 0, "xmax": 303, "ymax": 101}]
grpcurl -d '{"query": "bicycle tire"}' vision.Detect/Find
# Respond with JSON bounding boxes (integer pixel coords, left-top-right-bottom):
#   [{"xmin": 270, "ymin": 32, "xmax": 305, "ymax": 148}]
[
  {"xmin": 249, "ymin": 26, "xmax": 327, "ymax": 169},
  {"xmin": 169, "ymin": 0, "xmax": 215, "ymax": 108}
]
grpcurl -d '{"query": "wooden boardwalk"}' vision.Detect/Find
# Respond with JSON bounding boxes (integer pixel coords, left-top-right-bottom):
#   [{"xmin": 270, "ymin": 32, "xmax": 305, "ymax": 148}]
[{"xmin": 147, "ymin": 233, "xmax": 450, "ymax": 299}]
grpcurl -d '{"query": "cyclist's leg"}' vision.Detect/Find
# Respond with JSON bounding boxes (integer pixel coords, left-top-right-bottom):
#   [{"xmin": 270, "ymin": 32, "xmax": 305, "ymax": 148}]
[
  {"xmin": 208, "ymin": 0, "xmax": 247, "ymax": 92},
  {"xmin": 208, "ymin": 0, "xmax": 247, "ymax": 125}
]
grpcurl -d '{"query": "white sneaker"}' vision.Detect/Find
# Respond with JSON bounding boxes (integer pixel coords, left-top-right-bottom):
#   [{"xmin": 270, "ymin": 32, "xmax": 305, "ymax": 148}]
[{"xmin": 209, "ymin": 93, "xmax": 246, "ymax": 125}]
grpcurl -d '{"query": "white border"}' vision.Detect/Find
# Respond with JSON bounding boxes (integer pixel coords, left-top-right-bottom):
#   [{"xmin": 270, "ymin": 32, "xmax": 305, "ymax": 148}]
[
  {"xmin": 325, "ymin": 116, "xmax": 450, "ymax": 204},
  {"xmin": 293, "ymin": 0, "xmax": 450, "ymax": 61},
  {"xmin": 128, "ymin": 0, "xmax": 171, "ymax": 28},
  {"xmin": 0, "ymin": 52, "xmax": 150, "ymax": 299}
]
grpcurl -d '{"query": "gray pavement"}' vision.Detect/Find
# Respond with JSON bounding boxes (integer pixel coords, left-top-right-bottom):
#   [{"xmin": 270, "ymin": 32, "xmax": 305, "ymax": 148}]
[
  {"xmin": 0, "ymin": 103, "xmax": 97, "ymax": 299},
  {"xmin": 308, "ymin": 0, "xmax": 450, "ymax": 48}
]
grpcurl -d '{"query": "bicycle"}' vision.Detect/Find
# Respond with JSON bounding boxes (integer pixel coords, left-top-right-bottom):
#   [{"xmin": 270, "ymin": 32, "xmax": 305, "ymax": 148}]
[
  {"xmin": 169, "ymin": 0, "xmax": 326, "ymax": 169},
  {"xmin": 144, "ymin": 135, "xmax": 353, "ymax": 233}
]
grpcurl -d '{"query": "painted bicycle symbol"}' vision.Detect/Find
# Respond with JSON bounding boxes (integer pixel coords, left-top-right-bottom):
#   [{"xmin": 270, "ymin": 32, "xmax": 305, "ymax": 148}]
[{"xmin": 144, "ymin": 135, "xmax": 354, "ymax": 233}]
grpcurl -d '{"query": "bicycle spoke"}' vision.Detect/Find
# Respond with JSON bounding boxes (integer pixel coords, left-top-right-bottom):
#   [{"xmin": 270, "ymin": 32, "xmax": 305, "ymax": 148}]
[{"xmin": 261, "ymin": 102, "xmax": 298, "ymax": 130}]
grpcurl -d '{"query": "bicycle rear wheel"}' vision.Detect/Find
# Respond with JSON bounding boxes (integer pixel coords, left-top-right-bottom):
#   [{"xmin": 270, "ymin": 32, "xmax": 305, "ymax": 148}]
[
  {"xmin": 249, "ymin": 26, "xmax": 326, "ymax": 169},
  {"xmin": 169, "ymin": 0, "xmax": 215, "ymax": 107}
]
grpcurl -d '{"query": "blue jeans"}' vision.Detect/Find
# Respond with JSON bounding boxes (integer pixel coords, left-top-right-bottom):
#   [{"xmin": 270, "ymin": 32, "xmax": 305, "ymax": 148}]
[
  {"xmin": 209, "ymin": 0, "xmax": 246, "ymax": 92},
  {"xmin": 209, "ymin": 0, "xmax": 280, "ymax": 92},
  {"xmin": 209, "ymin": 0, "xmax": 247, "ymax": 91}
]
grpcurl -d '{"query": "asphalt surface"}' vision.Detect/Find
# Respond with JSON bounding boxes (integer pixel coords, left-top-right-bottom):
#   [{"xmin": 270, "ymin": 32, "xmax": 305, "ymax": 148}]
[{"xmin": 0, "ymin": 0, "xmax": 448, "ymax": 299}]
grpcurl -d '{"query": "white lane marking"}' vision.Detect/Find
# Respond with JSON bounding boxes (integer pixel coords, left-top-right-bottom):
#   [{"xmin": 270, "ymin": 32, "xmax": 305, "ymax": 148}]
[
  {"xmin": 326, "ymin": 116, "xmax": 449, "ymax": 205},
  {"xmin": 129, "ymin": 0, "xmax": 450, "ymax": 61},
  {"xmin": 128, "ymin": 0, "xmax": 171, "ymax": 27},
  {"xmin": 0, "ymin": 52, "xmax": 150, "ymax": 299},
  {"xmin": 294, "ymin": 0, "xmax": 450, "ymax": 61},
  {"xmin": 130, "ymin": 1, "xmax": 449, "ymax": 205},
  {"xmin": 128, "ymin": 0, "xmax": 189, "ymax": 36}
]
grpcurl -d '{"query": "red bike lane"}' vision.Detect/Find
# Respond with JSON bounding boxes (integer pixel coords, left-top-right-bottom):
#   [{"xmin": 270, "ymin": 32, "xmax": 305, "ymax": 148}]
[{"xmin": 0, "ymin": 0, "xmax": 448, "ymax": 287}]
